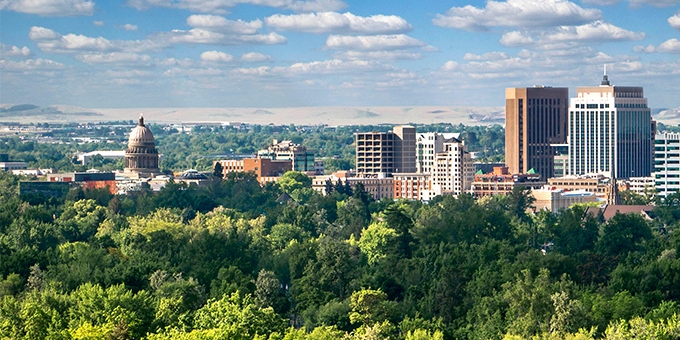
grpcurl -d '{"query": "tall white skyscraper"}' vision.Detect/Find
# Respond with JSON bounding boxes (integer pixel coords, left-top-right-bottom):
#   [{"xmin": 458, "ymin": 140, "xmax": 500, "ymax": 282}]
[{"xmin": 568, "ymin": 70, "xmax": 653, "ymax": 179}]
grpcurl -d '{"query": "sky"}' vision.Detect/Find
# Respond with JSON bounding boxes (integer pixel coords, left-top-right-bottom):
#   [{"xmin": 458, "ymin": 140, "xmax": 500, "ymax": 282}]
[{"xmin": 1, "ymin": 0, "xmax": 679, "ymax": 110}]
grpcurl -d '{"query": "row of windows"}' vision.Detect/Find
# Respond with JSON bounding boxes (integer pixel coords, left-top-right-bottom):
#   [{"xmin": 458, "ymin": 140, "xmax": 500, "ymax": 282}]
[
  {"xmin": 615, "ymin": 103, "xmax": 648, "ymax": 108},
  {"xmin": 615, "ymin": 91, "xmax": 643, "ymax": 98},
  {"xmin": 656, "ymin": 174, "xmax": 680, "ymax": 178},
  {"xmin": 573, "ymin": 103, "xmax": 610, "ymax": 109},
  {"xmin": 654, "ymin": 168, "xmax": 680, "ymax": 172}
]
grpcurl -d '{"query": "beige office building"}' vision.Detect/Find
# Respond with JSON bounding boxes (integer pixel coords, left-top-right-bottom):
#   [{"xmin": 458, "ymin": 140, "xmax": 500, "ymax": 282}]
[{"xmin": 506, "ymin": 86, "xmax": 569, "ymax": 180}]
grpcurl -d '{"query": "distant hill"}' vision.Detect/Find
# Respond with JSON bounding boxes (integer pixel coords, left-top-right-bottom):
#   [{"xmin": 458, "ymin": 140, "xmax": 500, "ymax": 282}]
[
  {"xmin": 654, "ymin": 108, "xmax": 680, "ymax": 125},
  {"xmin": 0, "ymin": 104, "xmax": 678, "ymax": 126},
  {"xmin": 0, "ymin": 104, "xmax": 102, "ymax": 120}
]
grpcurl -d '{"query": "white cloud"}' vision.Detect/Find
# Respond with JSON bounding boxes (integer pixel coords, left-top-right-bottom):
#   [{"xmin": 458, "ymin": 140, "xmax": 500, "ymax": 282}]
[
  {"xmin": 463, "ymin": 52, "xmax": 509, "ymax": 61},
  {"xmin": 586, "ymin": 0, "xmax": 680, "ymax": 6},
  {"xmin": 186, "ymin": 15, "xmax": 263, "ymax": 34},
  {"xmin": 0, "ymin": 44, "xmax": 32, "ymax": 57},
  {"xmin": 629, "ymin": 0, "xmax": 680, "ymax": 7},
  {"xmin": 325, "ymin": 34, "xmax": 426, "ymax": 51},
  {"xmin": 93, "ymin": 20, "xmax": 105, "ymax": 26},
  {"xmin": 433, "ymin": 0, "xmax": 602, "ymax": 31},
  {"xmin": 288, "ymin": 0, "xmax": 347, "ymax": 12},
  {"xmin": 658, "ymin": 39, "xmax": 680, "ymax": 53},
  {"xmin": 157, "ymin": 28, "xmax": 286, "ymax": 45},
  {"xmin": 200, "ymin": 50, "xmax": 234, "ymax": 63},
  {"xmin": 282, "ymin": 59, "xmax": 387, "ymax": 75},
  {"xmin": 265, "ymin": 12, "xmax": 411, "ymax": 34},
  {"xmin": 441, "ymin": 61, "xmax": 459, "ymax": 71},
  {"xmin": 633, "ymin": 44, "xmax": 656, "ymax": 53},
  {"xmin": 500, "ymin": 21, "xmax": 644, "ymax": 47},
  {"xmin": 105, "ymin": 69, "xmax": 153, "ymax": 78},
  {"xmin": 76, "ymin": 52, "xmax": 153, "ymax": 65},
  {"xmin": 669, "ymin": 12, "xmax": 680, "ymax": 30},
  {"xmin": 28, "ymin": 26, "xmax": 61, "ymax": 40},
  {"xmin": 127, "ymin": 0, "xmax": 346, "ymax": 13},
  {"xmin": 29, "ymin": 26, "xmax": 164, "ymax": 53},
  {"xmin": 0, "ymin": 0, "xmax": 94, "ymax": 16},
  {"xmin": 231, "ymin": 66, "xmax": 271, "ymax": 76},
  {"xmin": 163, "ymin": 67, "xmax": 223, "ymax": 77},
  {"xmin": 123, "ymin": 24, "xmax": 138, "ymax": 31},
  {"xmin": 157, "ymin": 58, "xmax": 194, "ymax": 68},
  {"xmin": 333, "ymin": 50, "xmax": 422, "ymax": 61},
  {"xmin": 241, "ymin": 52, "xmax": 272, "ymax": 62},
  {"xmin": 582, "ymin": 51, "xmax": 615, "ymax": 64},
  {"xmin": 545, "ymin": 21, "xmax": 644, "ymax": 42},
  {"xmin": 613, "ymin": 60, "xmax": 643, "ymax": 72},
  {"xmin": 0, "ymin": 58, "xmax": 65, "ymax": 71},
  {"xmin": 500, "ymin": 31, "xmax": 535, "ymax": 46},
  {"xmin": 231, "ymin": 59, "xmax": 392, "ymax": 78},
  {"xmin": 581, "ymin": 0, "xmax": 620, "ymax": 5}
]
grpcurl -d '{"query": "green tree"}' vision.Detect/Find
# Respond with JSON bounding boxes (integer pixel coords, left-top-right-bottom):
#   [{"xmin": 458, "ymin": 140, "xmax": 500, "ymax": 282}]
[{"xmin": 278, "ymin": 172, "xmax": 312, "ymax": 195}]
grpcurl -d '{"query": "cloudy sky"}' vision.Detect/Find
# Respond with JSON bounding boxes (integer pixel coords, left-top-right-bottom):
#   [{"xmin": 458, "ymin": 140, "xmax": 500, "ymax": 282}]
[{"xmin": 1, "ymin": 0, "xmax": 679, "ymax": 109}]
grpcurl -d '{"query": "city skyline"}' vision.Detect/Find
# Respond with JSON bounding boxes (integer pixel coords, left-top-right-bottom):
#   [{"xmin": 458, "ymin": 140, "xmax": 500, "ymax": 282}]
[{"xmin": 1, "ymin": 0, "xmax": 680, "ymax": 111}]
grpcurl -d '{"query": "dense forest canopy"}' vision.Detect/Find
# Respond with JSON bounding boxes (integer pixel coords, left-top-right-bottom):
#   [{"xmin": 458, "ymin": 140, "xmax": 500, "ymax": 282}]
[
  {"xmin": 2, "ymin": 168, "xmax": 680, "ymax": 339},
  {"xmin": 2, "ymin": 121, "xmax": 680, "ymax": 339}
]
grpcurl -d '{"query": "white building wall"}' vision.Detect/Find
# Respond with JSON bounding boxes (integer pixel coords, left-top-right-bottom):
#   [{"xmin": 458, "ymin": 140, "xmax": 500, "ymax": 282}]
[
  {"xmin": 654, "ymin": 132, "xmax": 680, "ymax": 198},
  {"xmin": 432, "ymin": 140, "xmax": 470, "ymax": 196},
  {"xmin": 416, "ymin": 132, "xmax": 460, "ymax": 174}
]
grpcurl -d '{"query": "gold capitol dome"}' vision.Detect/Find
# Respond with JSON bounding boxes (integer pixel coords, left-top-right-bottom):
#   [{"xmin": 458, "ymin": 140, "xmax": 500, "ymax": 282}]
[{"xmin": 124, "ymin": 114, "xmax": 160, "ymax": 177}]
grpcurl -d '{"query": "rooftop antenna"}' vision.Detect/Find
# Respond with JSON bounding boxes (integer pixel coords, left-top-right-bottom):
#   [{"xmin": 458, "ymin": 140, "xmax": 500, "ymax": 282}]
[{"xmin": 601, "ymin": 64, "xmax": 610, "ymax": 86}]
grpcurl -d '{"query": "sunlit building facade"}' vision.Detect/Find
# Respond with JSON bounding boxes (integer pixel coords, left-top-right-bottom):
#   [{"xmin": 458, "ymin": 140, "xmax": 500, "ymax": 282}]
[{"xmin": 568, "ymin": 73, "xmax": 653, "ymax": 179}]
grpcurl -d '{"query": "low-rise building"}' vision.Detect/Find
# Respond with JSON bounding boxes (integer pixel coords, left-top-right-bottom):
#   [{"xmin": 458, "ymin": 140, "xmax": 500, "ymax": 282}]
[
  {"xmin": 48, "ymin": 171, "xmax": 117, "ymax": 194},
  {"xmin": 19, "ymin": 181, "xmax": 70, "ymax": 199},
  {"xmin": 531, "ymin": 188, "xmax": 597, "ymax": 212},
  {"xmin": 620, "ymin": 176, "xmax": 656, "ymax": 197},
  {"xmin": 215, "ymin": 157, "xmax": 292, "ymax": 184},
  {"xmin": 393, "ymin": 173, "xmax": 430, "ymax": 200},
  {"xmin": 0, "ymin": 161, "xmax": 28, "ymax": 172},
  {"xmin": 76, "ymin": 150, "xmax": 126, "ymax": 165},
  {"xmin": 547, "ymin": 175, "xmax": 611, "ymax": 200},
  {"xmin": 470, "ymin": 166, "xmax": 544, "ymax": 198},
  {"xmin": 312, "ymin": 170, "xmax": 393, "ymax": 200},
  {"xmin": 258, "ymin": 140, "xmax": 315, "ymax": 172}
]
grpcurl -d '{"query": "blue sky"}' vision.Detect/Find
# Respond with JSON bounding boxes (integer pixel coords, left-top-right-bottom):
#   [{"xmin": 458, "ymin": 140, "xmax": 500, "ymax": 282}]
[{"xmin": 1, "ymin": 0, "xmax": 679, "ymax": 109}]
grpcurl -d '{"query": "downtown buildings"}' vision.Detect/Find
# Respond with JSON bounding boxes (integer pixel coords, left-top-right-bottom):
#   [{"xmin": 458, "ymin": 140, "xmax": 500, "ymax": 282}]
[
  {"xmin": 504, "ymin": 71, "xmax": 660, "ymax": 207},
  {"xmin": 355, "ymin": 126, "xmax": 474, "ymax": 200}
]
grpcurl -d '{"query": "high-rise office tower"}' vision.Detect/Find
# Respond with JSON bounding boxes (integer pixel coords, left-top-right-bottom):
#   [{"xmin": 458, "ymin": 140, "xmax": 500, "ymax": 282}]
[
  {"xmin": 568, "ymin": 70, "xmax": 653, "ymax": 179},
  {"xmin": 393, "ymin": 125, "xmax": 417, "ymax": 173},
  {"xmin": 505, "ymin": 86, "xmax": 569, "ymax": 180},
  {"xmin": 355, "ymin": 125, "xmax": 416, "ymax": 176}
]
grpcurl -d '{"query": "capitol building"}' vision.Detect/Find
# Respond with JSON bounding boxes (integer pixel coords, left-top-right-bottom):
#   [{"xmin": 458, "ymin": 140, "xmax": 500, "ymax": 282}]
[{"xmin": 124, "ymin": 114, "xmax": 160, "ymax": 178}]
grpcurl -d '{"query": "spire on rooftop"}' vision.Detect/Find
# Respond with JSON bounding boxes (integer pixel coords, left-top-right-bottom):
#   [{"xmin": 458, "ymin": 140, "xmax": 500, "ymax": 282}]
[{"xmin": 601, "ymin": 65, "xmax": 610, "ymax": 86}]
